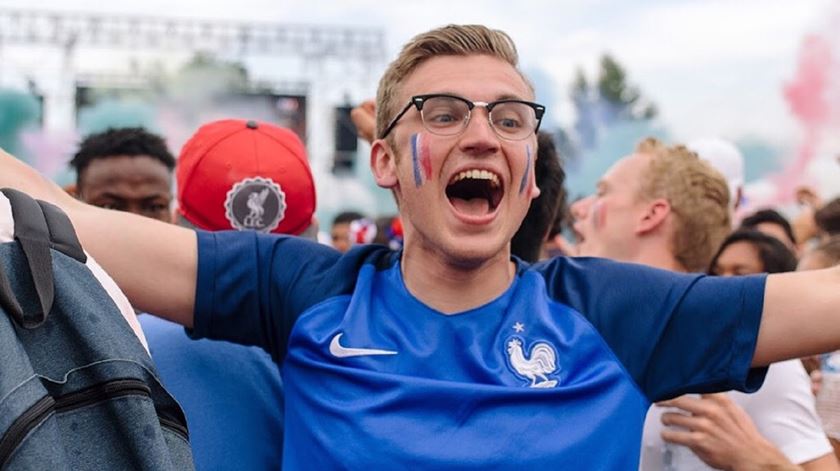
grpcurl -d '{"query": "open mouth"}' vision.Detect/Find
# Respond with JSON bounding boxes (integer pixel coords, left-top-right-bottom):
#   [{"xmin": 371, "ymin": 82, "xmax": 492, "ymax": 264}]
[{"xmin": 445, "ymin": 169, "xmax": 503, "ymax": 217}]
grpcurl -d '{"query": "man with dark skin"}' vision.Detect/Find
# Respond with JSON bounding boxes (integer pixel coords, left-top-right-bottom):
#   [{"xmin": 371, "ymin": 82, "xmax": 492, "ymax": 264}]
[{"xmin": 69, "ymin": 127, "xmax": 175, "ymax": 222}]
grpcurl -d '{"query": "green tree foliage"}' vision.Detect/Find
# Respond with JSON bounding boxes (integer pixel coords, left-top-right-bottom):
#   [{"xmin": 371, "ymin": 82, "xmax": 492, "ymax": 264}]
[
  {"xmin": 564, "ymin": 53, "xmax": 659, "ymax": 159},
  {"xmin": 596, "ymin": 54, "xmax": 657, "ymax": 122},
  {"xmin": 552, "ymin": 53, "xmax": 666, "ymax": 199}
]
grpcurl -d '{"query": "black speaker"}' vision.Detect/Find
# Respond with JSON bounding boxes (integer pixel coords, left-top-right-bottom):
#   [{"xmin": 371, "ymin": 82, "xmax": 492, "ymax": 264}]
[
  {"xmin": 333, "ymin": 106, "xmax": 358, "ymax": 173},
  {"xmin": 334, "ymin": 106, "xmax": 358, "ymax": 152}
]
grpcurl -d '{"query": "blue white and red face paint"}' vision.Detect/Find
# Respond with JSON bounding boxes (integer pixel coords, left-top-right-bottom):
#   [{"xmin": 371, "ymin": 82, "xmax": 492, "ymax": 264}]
[{"xmin": 410, "ymin": 133, "xmax": 432, "ymax": 187}]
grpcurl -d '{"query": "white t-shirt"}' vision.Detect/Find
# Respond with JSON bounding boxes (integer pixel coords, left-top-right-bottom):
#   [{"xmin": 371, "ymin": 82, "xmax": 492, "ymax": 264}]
[
  {"xmin": 817, "ymin": 352, "xmax": 840, "ymax": 439},
  {"xmin": 0, "ymin": 193, "xmax": 149, "ymax": 352},
  {"xmin": 640, "ymin": 359, "xmax": 832, "ymax": 470}
]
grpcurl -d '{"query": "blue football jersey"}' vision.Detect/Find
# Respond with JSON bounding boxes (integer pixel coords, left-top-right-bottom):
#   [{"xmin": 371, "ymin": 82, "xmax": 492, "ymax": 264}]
[{"xmin": 192, "ymin": 231, "xmax": 766, "ymax": 469}]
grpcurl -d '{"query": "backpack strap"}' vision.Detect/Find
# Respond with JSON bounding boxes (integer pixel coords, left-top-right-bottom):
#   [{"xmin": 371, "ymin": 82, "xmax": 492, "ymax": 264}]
[
  {"xmin": 38, "ymin": 199, "xmax": 86, "ymax": 264},
  {"xmin": 0, "ymin": 188, "xmax": 56, "ymax": 329}
]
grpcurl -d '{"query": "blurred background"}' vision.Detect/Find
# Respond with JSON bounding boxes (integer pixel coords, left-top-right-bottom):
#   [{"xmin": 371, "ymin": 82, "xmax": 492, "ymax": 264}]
[{"xmin": 0, "ymin": 0, "xmax": 838, "ymax": 225}]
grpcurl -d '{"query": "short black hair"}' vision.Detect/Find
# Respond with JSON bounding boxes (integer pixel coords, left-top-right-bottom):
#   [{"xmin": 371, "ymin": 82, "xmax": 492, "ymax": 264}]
[
  {"xmin": 815, "ymin": 197, "xmax": 840, "ymax": 236},
  {"xmin": 70, "ymin": 127, "xmax": 175, "ymax": 186},
  {"xmin": 333, "ymin": 211, "xmax": 365, "ymax": 226},
  {"xmin": 739, "ymin": 208, "xmax": 796, "ymax": 245},
  {"xmin": 511, "ymin": 132, "xmax": 567, "ymax": 263},
  {"xmin": 708, "ymin": 229, "xmax": 798, "ymax": 275}
]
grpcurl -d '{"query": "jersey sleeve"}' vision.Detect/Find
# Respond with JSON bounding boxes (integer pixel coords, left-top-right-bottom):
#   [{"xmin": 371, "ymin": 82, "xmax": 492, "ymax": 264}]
[
  {"xmin": 539, "ymin": 256, "xmax": 767, "ymax": 401},
  {"xmin": 190, "ymin": 230, "xmax": 380, "ymax": 362}
]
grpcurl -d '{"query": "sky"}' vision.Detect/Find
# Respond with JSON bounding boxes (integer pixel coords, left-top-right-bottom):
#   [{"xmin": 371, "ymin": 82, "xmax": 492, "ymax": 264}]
[{"xmin": 0, "ymin": 0, "xmax": 835, "ymax": 146}]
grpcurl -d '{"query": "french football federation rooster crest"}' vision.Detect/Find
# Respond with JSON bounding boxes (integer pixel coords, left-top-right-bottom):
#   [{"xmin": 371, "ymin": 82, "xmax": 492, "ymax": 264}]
[{"xmin": 506, "ymin": 337, "xmax": 559, "ymax": 388}]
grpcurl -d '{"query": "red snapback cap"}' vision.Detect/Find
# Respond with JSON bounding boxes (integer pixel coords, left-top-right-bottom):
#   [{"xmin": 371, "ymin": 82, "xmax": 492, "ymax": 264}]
[{"xmin": 176, "ymin": 119, "xmax": 316, "ymax": 235}]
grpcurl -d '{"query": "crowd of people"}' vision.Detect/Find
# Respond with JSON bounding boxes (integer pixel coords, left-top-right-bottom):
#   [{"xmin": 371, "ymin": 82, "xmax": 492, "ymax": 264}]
[{"xmin": 1, "ymin": 23, "xmax": 840, "ymax": 470}]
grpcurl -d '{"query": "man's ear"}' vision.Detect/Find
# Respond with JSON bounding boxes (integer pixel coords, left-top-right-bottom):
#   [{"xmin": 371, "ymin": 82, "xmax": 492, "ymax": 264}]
[
  {"xmin": 636, "ymin": 198, "xmax": 671, "ymax": 235},
  {"xmin": 371, "ymin": 139, "xmax": 398, "ymax": 189}
]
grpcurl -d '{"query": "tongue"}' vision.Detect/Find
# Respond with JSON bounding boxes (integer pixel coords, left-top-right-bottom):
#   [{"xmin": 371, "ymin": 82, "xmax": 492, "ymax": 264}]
[{"xmin": 450, "ymin": 197, "xmax": 490, "ymax": 216}]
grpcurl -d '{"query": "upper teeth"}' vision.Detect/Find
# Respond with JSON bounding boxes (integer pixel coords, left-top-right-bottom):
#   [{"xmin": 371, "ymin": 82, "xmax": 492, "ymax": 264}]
[{"xmin": 451, "ymin": 169, "xmax": 500, "ymax": 187}]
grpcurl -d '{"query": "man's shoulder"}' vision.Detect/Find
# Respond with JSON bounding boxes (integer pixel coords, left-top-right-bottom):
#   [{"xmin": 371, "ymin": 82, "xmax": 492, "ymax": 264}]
[
  {"xmin": 526, "ymin": 255, "xmax": 685, "ymax": 287},
  {"xmin": 196, "ymin": 230, "xmax": 397, "ymax": 285},
  {"xmin": 198, "ymin": 230, "xmax": 395, "ymax": 265}
]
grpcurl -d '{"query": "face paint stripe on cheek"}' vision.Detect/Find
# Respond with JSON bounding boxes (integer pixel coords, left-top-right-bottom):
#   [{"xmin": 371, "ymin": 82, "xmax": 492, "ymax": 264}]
[
  {"xmin": 411, "ymin": 133, "xmax": 423, "ymax": 187},
  {"xmin": 419, "ymin": 135, "xmax": 432, "ymax": 180},
  {"xmin": 592, "ymin": 200, "xmax": 606, "ymax": 230},
  {"xmin": 519, "ymin": 144, "xmax": 531, "ymax": 195}
]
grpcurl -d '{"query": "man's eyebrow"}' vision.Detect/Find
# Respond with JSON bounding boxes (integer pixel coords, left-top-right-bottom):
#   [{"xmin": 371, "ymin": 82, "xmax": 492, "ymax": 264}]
[
  {"xmin": 425, "ymin": 91, "xmax": 531, "ymax": 102},
  {"xmin": 95, "ymin": 193, "xmax": 125, "ymax": 200},
  {"xmin": 142, "ymin": 195, "xmax": 170, "ymax": 203},
  {"xmin": 495, "ymin": 93, "xmax": 529, "ymax": 101}
]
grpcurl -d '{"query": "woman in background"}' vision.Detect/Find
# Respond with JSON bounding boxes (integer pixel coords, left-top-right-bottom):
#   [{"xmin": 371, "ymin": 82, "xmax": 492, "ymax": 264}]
[{"xmin": 709, "ymin": 229, "xmax": 798, "ymax": 276}]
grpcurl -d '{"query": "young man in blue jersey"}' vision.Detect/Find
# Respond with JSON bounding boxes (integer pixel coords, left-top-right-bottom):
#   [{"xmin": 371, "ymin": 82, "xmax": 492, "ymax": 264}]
[{"xmin": 2, "ymin": 24, "xmax": 840, "ymax": 469}]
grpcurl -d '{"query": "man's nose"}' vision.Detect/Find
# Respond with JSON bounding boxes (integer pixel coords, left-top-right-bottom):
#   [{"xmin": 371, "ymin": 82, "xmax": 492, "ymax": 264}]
[{"xmin": 458, "ymin": 108, "xmax": 500, "ymax": 156}]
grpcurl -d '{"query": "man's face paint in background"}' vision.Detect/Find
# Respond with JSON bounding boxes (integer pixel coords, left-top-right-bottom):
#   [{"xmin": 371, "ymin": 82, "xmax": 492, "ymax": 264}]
[
  {"xmin": 590, "ymin": 199, "xmax": 606, "ymax": 231},
  {"xmin": 411, "ymin": 133, "xmax": 433, "ymax": 187},
  {"xmin": 570, "ymin": 153, "xmax": 651, "ymax": 260}
]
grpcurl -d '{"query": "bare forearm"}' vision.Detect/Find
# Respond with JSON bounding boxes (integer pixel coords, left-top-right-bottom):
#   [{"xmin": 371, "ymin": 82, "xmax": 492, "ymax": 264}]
[
  {"xmin": 754, "ymin": 267, "xmax": 840, "ymax": 366},
  {"xmin": 71, "ymin": 204, "xmax": 197, "ymax": 327},
  {"xmin": 0, "ymin": 149, "xmax": 197, "ymax": 327},
  {"xmin": 801, "ymin": 453, "xmax": 840, "ymax": 471}
]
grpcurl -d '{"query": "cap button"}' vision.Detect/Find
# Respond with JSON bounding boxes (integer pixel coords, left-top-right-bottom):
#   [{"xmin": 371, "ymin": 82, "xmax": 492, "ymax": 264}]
[{"xmin": 246, "ymin": 120, "xmax": 259, "ymax": 129}]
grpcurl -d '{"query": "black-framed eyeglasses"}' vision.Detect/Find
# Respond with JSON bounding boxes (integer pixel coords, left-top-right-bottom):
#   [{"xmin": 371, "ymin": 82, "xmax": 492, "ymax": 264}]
[{"xmin": 379, "ymin": 94, "xmax": 545, "ymax": 141}]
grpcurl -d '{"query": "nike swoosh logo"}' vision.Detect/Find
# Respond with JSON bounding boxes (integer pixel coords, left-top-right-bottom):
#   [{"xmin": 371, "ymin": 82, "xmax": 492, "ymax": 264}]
[{"xmin": 329, "ymin": 333, "xmax": 398, "ymax": 358}]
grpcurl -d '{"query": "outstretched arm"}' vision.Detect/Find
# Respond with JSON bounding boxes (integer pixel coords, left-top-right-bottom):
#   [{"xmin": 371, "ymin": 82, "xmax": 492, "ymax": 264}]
[
  {"xmin": 753, "ymin": 267, "xmax": 840, "ymax": 366},
  {"xmin": 0, "ymin": 148, "xmax": 197, "ymax": 327}
]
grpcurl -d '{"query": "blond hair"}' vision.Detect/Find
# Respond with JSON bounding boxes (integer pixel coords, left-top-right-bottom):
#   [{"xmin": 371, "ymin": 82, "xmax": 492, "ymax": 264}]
[
  {"xmin": 375, "ymin": 24, "xmax": 528, "ymax": 140},
  {"xmin": 635, "ymin": 137, "xmax": 731, "ymax": 272}
]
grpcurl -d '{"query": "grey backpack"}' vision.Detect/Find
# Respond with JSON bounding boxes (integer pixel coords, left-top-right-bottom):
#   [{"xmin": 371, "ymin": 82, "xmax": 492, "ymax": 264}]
[{"xmin": 0, "ymin": 189, "xmax": 194, "ymax": 470}]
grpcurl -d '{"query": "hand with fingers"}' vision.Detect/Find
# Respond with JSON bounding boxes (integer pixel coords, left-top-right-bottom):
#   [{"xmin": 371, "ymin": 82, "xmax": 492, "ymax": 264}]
[
  {"xmin": 350, "ymin": 99, "xmax": 376, "ymax": 145},
  {"xmin": 659, "ymin": 393, "xmax": 801, "ymax": 471}
]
